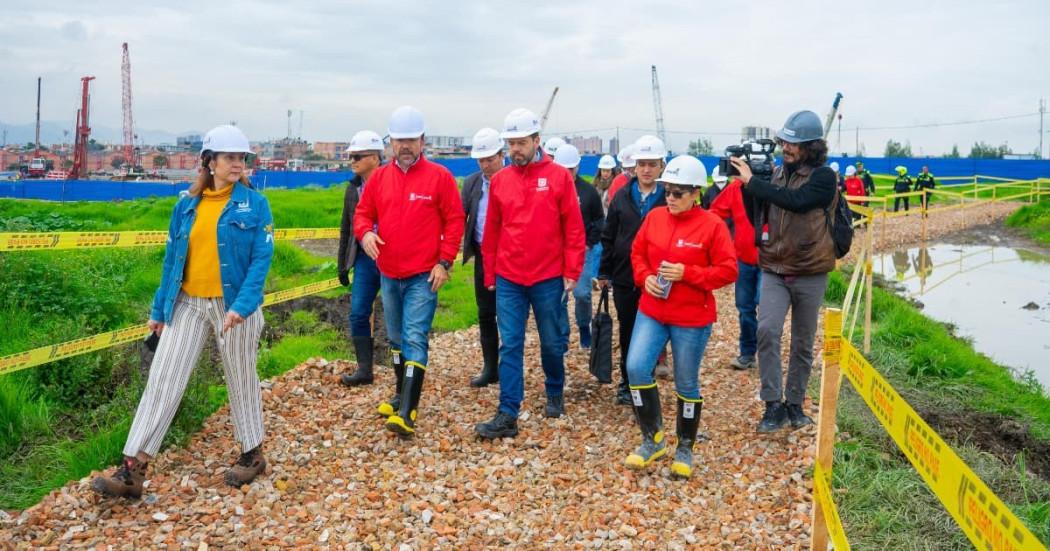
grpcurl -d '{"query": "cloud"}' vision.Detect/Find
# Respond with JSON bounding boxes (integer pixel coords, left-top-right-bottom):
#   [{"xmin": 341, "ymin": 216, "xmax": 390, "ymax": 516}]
[{"xmin": 0, "ymin": 0, "xmax": 1047, "ymax": 156}]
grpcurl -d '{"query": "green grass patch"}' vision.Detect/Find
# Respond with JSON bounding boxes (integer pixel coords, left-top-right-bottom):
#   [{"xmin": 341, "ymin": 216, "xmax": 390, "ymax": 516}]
[
  {"xmin": 824, "ymin": 271, "xmax": 1050, "ymax": 546},
  {"xmin": 1006, "ymin": 199, "xmax": 1050, "ymax": 247}
]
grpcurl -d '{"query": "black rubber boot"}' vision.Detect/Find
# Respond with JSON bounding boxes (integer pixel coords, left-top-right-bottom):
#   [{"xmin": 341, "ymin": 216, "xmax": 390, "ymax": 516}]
[
  {"xmin": 470, "ymin": 327, "xmax": 500, "ymax": 387},
  {"xmin": 671, "ymin": 396, "xmax": 702, "ymax": 479},
  {"xmin": 786, "ymin": 402, "xmax": 814, "ymax": 428},
  {"xmin": 341, "ymin": 336, "xmax": 374, "ymax": 386},
  {"xmin": 376, "ymin": 350, "xmax": 404, "ymax": 417},
  {"xmin": 615, "ymin": 360, "xmax": 632, "ymax": 405},
  {"xmin": 625, "ymin": 385, "xmax": 667, "ymax": 469},
  {"xmin": 386, "ymin": 361, "xmax": 425, "ymax": 437}
]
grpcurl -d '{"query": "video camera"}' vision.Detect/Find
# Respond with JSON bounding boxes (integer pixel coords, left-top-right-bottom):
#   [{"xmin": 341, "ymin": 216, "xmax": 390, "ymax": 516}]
[{"xmin": 718, "ymin": 139, "xmax": 776, "ymax": 178}]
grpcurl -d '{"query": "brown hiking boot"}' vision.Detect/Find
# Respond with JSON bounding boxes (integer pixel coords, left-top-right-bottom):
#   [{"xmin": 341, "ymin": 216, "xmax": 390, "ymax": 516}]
[
  {"xmin": 92, "ymin": 456, "xmax": 147, "ymax": 499},
  {"xmin": 224, "ymin": 446, "xmax": 267, "ymax": 487}
]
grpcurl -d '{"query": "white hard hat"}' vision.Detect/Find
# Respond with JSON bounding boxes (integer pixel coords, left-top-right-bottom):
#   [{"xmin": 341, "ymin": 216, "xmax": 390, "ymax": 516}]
[
  {"xmin": 202, "ymin": 125, "xmax": 251, "ymax": 155},
  {"xmin": 470, "ymin": 127, "xmax": 504, "ymax": 159},
  {"xmin": 388, "ymin": 105, "xmax": 426, "ymax": 139},
  {"xmin": 598, "ymin": 155, "xmax": 616, "ymax": 170},
  {"xmin": 632, "ymin": 135, "xmax": 667, "ymax": 160},
  {"xmin": 544, "ymin": 137, "xmax": 567, "ymax": 154},
  {"xmin": 553, "ymin": 144, "xmax": 581, "ymax": 169},
  {"xmin": 845, "ymin": 165, "xmax": 857, "ymax": 177},
  {"xmin": 657, "ymin": 155, "xmax": 708, "ymax": 188},
  {"xmin": 830, "ymin": 161, "xmax": 840, "ymax": 173},
  {"xmin": 346, "ymin": 130, "xmax": 384, "ymax": 153},
  {"xmin": 617, "ymin": 145, "xmax": 637, "ymax": 168},
  {"xmin": 711, "ymin": 165, "xmax": 727, "ymax": 184},
  {"xmin": 500, "ymin": 108, "xmax": 542, "ymax": 139}
]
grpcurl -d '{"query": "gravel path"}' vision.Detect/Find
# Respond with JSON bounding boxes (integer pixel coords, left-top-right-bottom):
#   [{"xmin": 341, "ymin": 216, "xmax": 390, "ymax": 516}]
[{"xmin": 0, "ymin": 201, "xmax": 1024, "ymax": 550}]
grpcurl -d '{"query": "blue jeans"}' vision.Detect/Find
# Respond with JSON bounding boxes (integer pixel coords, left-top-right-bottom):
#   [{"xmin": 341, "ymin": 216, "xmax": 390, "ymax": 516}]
[
  {"xmin": 560, "ymin": 244, "xmax": 602, "ymax": 346},
  {"xmin": 735, "ymin": 261, "xmax": 761, "ymax": 358},
  {"xmin": 496, "ymin": 275, "xmax": 565, "ymax": 417},
  {"xmin": 349, "ymin": 252, "xmax": 382, "ymax": 337},
  {"xmin": 380, "ymin": 273, "xmax": 437, "ymax": 367},
  {"xmin": 626, "ymin": 311, "xmax": 712, "ymax": 400}
]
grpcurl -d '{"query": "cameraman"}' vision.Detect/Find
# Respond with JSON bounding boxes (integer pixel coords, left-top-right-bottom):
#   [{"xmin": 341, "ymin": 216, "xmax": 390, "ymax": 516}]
[{"xmin": 730, "ymin": 110, "xmax": 837, "ymax": 434}]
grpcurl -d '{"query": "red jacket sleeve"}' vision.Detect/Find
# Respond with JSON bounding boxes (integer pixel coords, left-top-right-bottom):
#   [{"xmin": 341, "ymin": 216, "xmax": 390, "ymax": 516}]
[
  {"xmin": 631, "ymin": 215, "xmax": 656, "ymax": 288},
  {"xmin": 438, "ymin": 171, "xmax": 465, "ymax": 263},
  {"xmin": 353, "ymin": 176, "xmax": 378, "ymax": 241},
  {"xmin": 560, "ymin": 173, "xmax": 586, "ymax": 282},
  {"xmin": 683, "ymin": 219, "xmax": 738, "ymax": 291},
  {"xmin": 481, "ymin": 179, "xmax": 502, "ymax": 289}
]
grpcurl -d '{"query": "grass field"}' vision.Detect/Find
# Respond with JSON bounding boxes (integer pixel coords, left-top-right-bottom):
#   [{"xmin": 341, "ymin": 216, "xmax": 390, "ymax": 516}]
[{"xmin": 1006, "ymin": 198, "xmax": 1050, "ymax": 246}]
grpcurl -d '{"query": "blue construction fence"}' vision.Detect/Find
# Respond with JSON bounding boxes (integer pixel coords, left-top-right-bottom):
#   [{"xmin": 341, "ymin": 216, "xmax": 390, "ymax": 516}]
[{"xmin": 1, "ymin": 156, "xmax": 1048, "ymax": 202}]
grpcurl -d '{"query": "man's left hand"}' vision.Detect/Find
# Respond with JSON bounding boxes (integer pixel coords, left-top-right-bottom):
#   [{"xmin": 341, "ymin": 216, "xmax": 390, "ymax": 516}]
[
  {"xmin": 564, "ymin": 277, "xmax": 576, "ymax": 291},
  {"xmin": 428, "ymin": 263, "xmax": 449, "ymax": 292}
]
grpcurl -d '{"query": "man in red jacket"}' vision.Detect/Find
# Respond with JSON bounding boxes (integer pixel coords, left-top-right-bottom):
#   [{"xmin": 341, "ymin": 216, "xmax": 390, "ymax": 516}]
[
  {"xmin": 475, "ymin": 107, "xmax": 586, "ymax": 439},
  {"xmin": 708, "ymin": 174, "xmax": 761, "ymax": 370},
  {"xmin": 355, "ymin": 105, "xmax": 465, "ymax": 438}
]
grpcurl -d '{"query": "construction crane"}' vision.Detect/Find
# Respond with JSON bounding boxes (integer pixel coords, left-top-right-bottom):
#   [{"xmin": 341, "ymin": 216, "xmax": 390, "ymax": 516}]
[
  {"xmin": 823, "ymin": 92, "xmax": 843, "ymax": 140},
  {"xmin": 70, "ymin": 76, "xmax": 96, "ymax": 179},
  {"xmin": 539, "ymin": 86, "xmax": 559, "ymax": 131},
  {"xmin": 651, "ymin": 65, "xmax": 667, "ymax": 145},
  {"xmin": 35, "ymin": 77, "xmax": 41, "ymax": 155},
  {"xmin": 121, "ymin": 42, "xmax": 136, "ymax": 172}
]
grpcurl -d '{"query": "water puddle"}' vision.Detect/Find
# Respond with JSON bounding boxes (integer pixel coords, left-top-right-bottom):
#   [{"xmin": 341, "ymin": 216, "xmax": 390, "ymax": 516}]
[{"xmin": 874, "ymin": 243, "xmax": 1050, "ymax": 390}]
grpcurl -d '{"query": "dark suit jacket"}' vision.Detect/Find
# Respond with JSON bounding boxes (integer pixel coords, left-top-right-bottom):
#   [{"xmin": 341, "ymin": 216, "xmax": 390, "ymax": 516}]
[{"xmin": 460, "ymin": 171, "xmax": 486, "ymax": 264}]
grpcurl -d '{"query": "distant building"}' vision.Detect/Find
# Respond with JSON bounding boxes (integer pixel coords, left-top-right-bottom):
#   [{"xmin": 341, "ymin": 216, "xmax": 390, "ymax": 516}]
[
  {"xmin": 253, "ymin": 138, "xmax": 310, "ymax": 160},
  {"xmin": 609, "ymin": 136, "xmax": 619, "ymax": 156},
  {"xmin": 313, "ymin": 142, "xmax": 351, "ymax": 160},
  {"xmin": 570, "ymin": 136, "xmax": 603, "ymax": 155},
  {"xmin": 741, "ymin": 126, "xmax": 773, "ymax": 142},
  {"xmin": 177, "ymin": 134, "xmax": 203, "ymax": 152},
  {"xmin": 425, "ymin": 135, "xmax": 466, "ymax": 156}
]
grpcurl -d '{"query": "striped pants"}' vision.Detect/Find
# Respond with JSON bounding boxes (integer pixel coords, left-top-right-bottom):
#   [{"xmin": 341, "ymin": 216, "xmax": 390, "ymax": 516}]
[{"xmin": 124, "ymin": 292, "xmax": 265, "ymax": 457}]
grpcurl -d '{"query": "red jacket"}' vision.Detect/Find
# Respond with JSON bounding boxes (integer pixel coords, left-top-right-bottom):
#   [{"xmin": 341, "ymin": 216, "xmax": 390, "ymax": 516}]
[
  {"xmin": 708, "ymin": 179, "xmax": 759, "ymax": 266},
  {"xmin": 354, "ymin": 156, "xmax": 465, "ymax": 279},
  {"xmin": 631, "ymin": 206, "xmax": 738, "ymax": 327},
  {"xmin": 482, "ymin": 152, "xmax": 586, "ymax": 288},
  {"xmin": 844, "ymin": 176, "xmax": 866, "ymax": 197},
  {"xmin": 608, "ymin": 173, "xmax": 629, "ymax": 204}
]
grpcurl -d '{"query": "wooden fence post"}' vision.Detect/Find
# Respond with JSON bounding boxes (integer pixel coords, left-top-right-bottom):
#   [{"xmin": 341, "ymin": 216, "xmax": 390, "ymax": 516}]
[{"xmin": 811, "ymin": 309, "xmax": 844, "ymax": 551}]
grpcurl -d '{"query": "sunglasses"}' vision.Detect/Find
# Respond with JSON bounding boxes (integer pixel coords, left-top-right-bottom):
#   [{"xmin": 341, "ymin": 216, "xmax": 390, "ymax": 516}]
[
  {"xmin": 665, "ymin": 188, "xmax": 692, "ymax": 199},
  {"xmin": 349, "ymin": 154, "xmax": 374, "ymax": 162}
]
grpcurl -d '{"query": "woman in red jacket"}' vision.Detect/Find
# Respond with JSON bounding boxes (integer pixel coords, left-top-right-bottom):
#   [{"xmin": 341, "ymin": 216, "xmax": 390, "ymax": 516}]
[{"xmin": 624, "ymin": 155, "xmax": 738, "ymax": 479}]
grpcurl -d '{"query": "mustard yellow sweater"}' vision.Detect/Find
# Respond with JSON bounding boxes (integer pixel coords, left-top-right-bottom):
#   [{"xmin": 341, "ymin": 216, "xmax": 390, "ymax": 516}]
[{"xmin": 181, "ymin": 185, "xmax": 232, "ymax": 297}]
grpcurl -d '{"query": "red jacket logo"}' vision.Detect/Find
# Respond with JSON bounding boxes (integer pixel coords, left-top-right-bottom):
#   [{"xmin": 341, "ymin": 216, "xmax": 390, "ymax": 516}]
[
  {"xmin": 677, "ymin": 238, "xmax": 702, "ymax": 249},
  {"xmin": 409, "ymin": 192, "xmax": 433, "ymax": 201},
  {"xmin": 536, "ymin": 178, "xmax": 548, "ymax": 191}
]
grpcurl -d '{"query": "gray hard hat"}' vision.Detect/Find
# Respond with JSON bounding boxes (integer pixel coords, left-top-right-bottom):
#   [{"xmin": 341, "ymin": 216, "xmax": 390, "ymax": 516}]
[{"xmin": 776, "ymin": 110, "xmax": 823, "ymax": 143}]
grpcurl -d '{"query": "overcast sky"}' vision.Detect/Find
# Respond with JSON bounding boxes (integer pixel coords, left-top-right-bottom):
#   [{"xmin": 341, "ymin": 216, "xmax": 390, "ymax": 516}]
[{"xmin": 1, "ymin": 0, "xmax": 1048, "ymax": 156}]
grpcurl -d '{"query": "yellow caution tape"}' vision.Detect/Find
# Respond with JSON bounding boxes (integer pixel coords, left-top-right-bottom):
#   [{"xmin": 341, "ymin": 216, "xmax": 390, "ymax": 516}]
[
  {"xmin": 0, "ymin": 228, "xmax": 340, "ymax": 252},
  {"xmin": 0, "ymin": 277, "xmax": 342, "ymax": 376},
  {"xmin": 813, "ymin": 462, "xmax": 851, "ymax": 551},
  {"xmin": 837, "ymin": 339, "xmax": 1045, "ymax": 551}
]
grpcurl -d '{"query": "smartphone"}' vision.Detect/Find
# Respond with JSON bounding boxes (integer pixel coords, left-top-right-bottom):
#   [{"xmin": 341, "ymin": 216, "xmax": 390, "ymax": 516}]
[{"xmin": 143, "ymin": 331, "xmax": 160, "ymax": 352}]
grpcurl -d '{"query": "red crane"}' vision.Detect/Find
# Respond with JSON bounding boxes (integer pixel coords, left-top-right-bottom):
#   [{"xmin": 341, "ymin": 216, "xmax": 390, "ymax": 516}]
[
  {"xmin": 70, "ymin": 76, "xmax": 95, "ymax": 180},
  {"xmin": 121, "ymin": 42, "xmax": 135, "ymax": 172}
]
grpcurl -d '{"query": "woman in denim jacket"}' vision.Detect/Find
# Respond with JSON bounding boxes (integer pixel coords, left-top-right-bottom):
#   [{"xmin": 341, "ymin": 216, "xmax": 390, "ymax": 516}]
[{"xmin": 93, "ymin": 125, "xmax": 274, "ymax": 499}]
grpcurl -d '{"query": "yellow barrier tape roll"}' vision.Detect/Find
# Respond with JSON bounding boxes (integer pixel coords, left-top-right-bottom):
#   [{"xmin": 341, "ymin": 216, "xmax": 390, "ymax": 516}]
[
  {"xmin": 0, "ymin": 228, "xmax": 340, "ymax": 252},
  {"xmin": 814, "ymin": 462, "xmax": 851, "ymax": 551},
  {"xmin": 839, "ymin": 340, "xmax": 1045, "ymax": 551},
  {"xmin": 0, "ymin": 277, "xmax": 342, "ymax": 376}
]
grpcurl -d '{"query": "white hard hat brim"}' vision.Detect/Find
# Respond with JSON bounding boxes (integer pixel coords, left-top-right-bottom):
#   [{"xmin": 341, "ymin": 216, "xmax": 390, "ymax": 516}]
[
  {"xmin": 388, "ymin": 130, "xmax": 424, "ymax": 139},
  {"xmin": 657, "ymin": 176, "xmax": 703, "ymax": 187},
  {"xmin": 205, "ymin": 145, "xmax": 252, "ymax": 154},
  {"xmin": 500, "ymin": 129, "xmax": 536, "ymax": 139},
  {"xmin": 632, "ymin": 153, "xmax": 666, "ymax": 161},
  {"xmin": 470, "ymin": 148, "xmax": 502, "ymax": 159}
]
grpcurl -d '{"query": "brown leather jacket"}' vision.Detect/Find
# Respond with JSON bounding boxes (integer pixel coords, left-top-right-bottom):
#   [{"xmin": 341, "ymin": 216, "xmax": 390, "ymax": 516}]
[{"xmin": 749, "ymin": 163, "xmax": 837, "ymax": 276}]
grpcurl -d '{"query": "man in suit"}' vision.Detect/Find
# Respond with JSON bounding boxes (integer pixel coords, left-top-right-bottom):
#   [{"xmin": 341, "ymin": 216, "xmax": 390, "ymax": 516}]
[{"xmin": 461, "ymin": 127, "xmax": 505, "ymax": 387}]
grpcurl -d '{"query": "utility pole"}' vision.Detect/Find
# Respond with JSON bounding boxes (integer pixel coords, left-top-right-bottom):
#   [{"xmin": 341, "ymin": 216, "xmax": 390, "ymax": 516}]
[
  {"xmin": 1039, "ymin": 98, "xmax": 1045, "ymax": 159},
  {"xmin": 298, "ymin": 110, "xmax": 304, "ymax": 140},
  {"xmin": 35, "ymin": 77, "xmax": 42, "ymax": 155},
  {"xmin": 855, "ymin": 126, "xmax": 859, "ymax": 157},
  {"xmin": 286, "ymin": 109, "xmax": 292, "ymax": 140}
]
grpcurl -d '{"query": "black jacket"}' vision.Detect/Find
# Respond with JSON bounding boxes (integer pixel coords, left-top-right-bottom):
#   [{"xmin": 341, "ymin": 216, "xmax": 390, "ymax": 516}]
[
  {"xmin": 574, "ymin": 176, "xmax": 605, "ymax": 247},
  {"xmin": 337, "ymin": 174, "xmax": 364, "ymax": 276},
  {"xmin": 599, "ymin": 181, "xmax": 666, "ymax": 289},
  {"xmin": 742, "ymin": 165, "xmax": 838, "ymax": 245},
  {"xmin": 702, "ymin": 182, "xmax": 725, "ymax": 210},
  {"xmin": 460, "ymin": 170, "xmax": 487, "ymax": 264}
]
